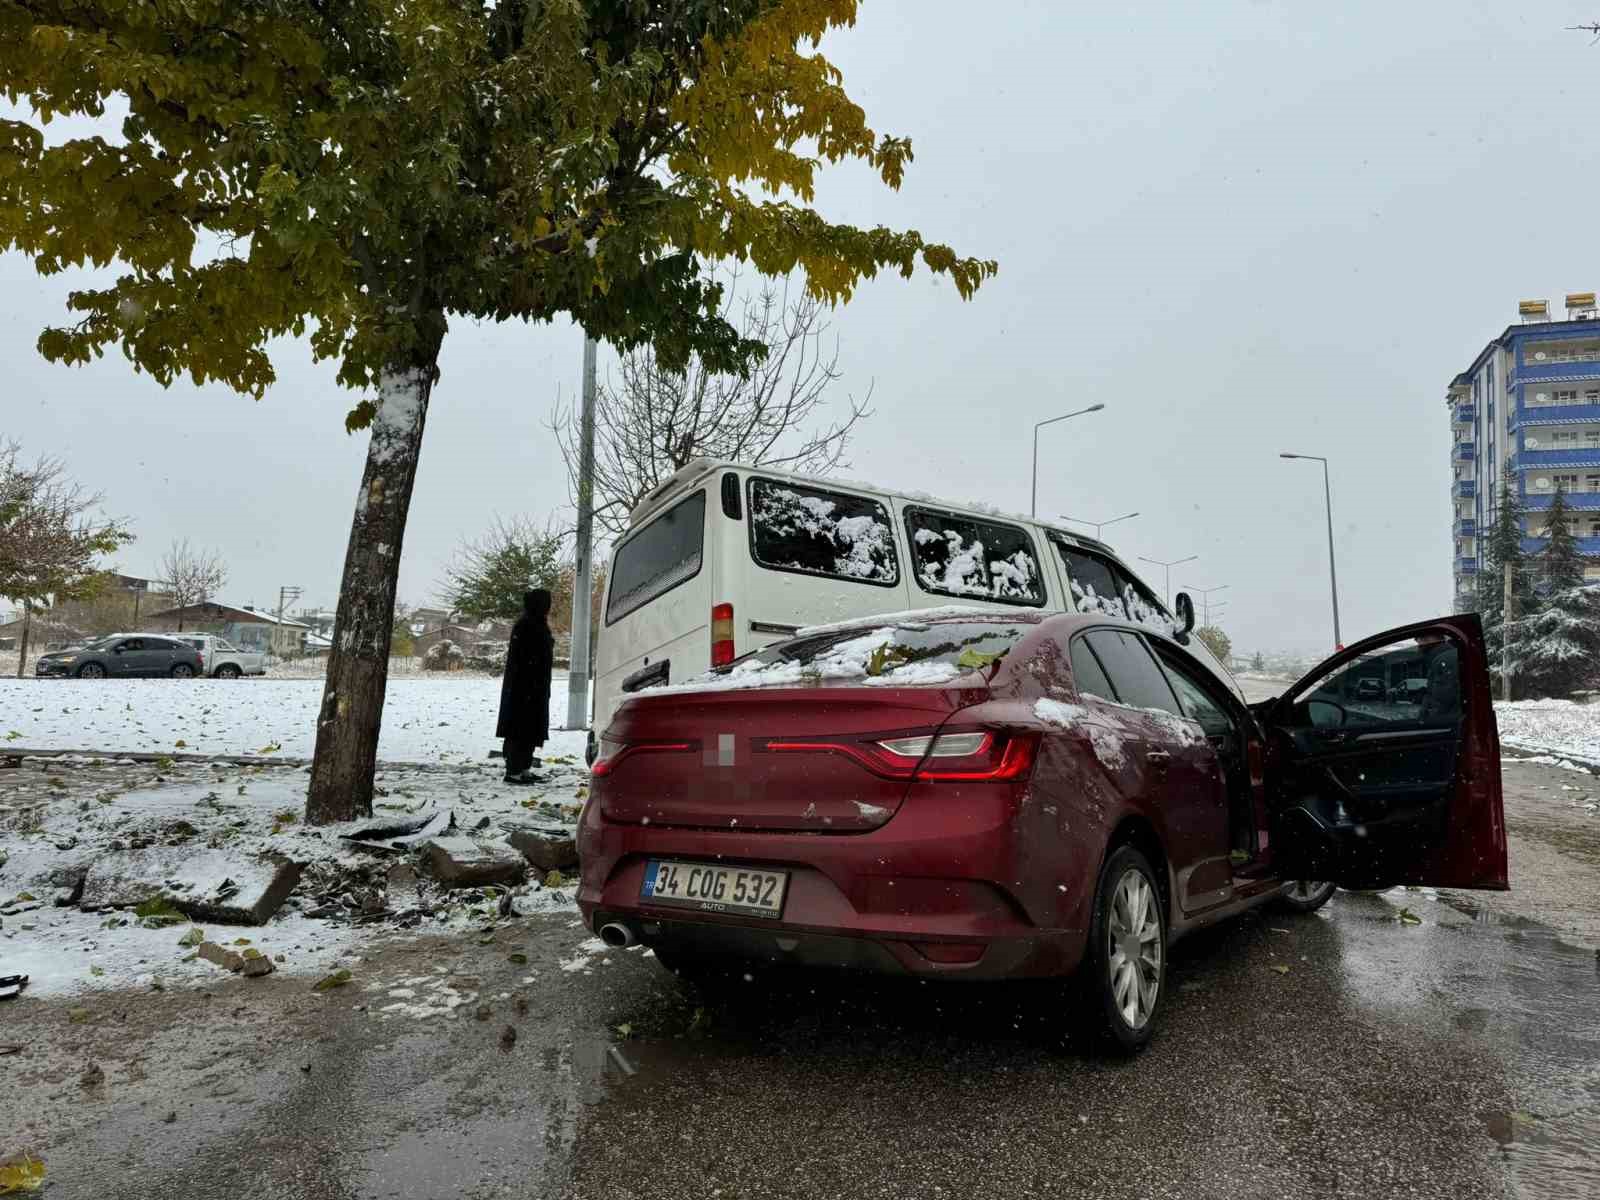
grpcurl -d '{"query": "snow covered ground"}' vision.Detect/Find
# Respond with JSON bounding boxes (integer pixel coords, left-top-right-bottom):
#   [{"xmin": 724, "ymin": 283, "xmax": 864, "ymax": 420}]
[
  {"xmin": 3, "ymin": 754, "xmax": 587, "ymax": 999},
  {"xmin": 1, "ymin": 674, "xmax": 589, "ymax": 763},
  {"xmin": 1495, "ymin": 699, "xmax": 1600, "ymax": 767}
]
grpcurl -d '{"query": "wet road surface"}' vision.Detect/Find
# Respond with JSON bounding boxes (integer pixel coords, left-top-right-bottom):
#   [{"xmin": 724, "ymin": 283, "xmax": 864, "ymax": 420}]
[{"xmin": 8, "ymin": 880, "xmax": 1596, "ymax": 1200}]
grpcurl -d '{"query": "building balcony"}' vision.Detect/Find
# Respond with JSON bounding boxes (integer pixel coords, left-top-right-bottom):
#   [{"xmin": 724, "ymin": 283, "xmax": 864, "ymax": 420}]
[
  {"xmin": 1454, "ymin": 480, "xmax": 1477, "ymax": 499},
  {"xmin": 1453, "ymin": 403, "xmax": 1475, "ymax": 424},
  {"xmin": 1524, "ymin": 490, "xmax": 1600, "ymax": 510},
  {"xmin": 1454, "ymin": 443, "xmax": 1476, "ymax": 461},
  {"xmin": 1457, "ymin": 559, "xmax": 1479, "ymax": 574},
  {"xmin": 1515, "ymin": 447, "xmax": 1600, "ymax": 469},
  {"xmin": 1510, "ymin": 401, "xmax": 1600, "ymax": 427},
  {"xmin": 1458, "ymin": 519, "xmax": 1476, "ymax": 537},
  {"xmin": 1520, "ymin": 536, "xmax": 1600, "ymax": 555}
]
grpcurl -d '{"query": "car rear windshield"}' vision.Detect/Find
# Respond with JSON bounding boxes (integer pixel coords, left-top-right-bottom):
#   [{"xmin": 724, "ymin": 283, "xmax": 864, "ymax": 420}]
[
  {"xmin": 606, "ymin": 490, "xmax": 707, "ymax": 624},
  {"xmin": 728, "ymin": 619, "xmax": 1033, "ymax": 686},
  {"xmin": 747, "ymin": 477, "xmax": 899, "ymax": 586}
]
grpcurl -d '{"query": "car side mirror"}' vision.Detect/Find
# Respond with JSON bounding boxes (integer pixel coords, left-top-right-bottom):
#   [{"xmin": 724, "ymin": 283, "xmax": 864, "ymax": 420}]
[
  {"xmin": 113, "ymin": 645, "xmax": 125, "ymax": 654},
  {"xmin": 1174, "ymin": 592, "xmax": 1196, "ymax": 638}
]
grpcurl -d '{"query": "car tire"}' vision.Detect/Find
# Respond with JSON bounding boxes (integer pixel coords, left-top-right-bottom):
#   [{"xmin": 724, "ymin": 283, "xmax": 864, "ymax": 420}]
[
  {"xmin": 76, "ymin": 662, "xmax": 106, "ymax": 680},
  {"xmin": 1079, "ymin": 844, "xmax": 1167, "ymax": 1054},
  {"xmin": 214, "ymin": 664, "xmax": 241, "ymax": 679},
  {"xmin": 170, "ymin": 663, "xmax": 195, "ymax": 679},
  {"xmin": 1274, "ymin": 880, "xmax": 1337, "ymax": 914}
]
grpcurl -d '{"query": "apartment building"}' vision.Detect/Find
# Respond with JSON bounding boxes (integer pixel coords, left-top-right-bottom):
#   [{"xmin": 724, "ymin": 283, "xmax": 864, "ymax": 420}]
[{"xmin": 1450, "ymin": 294, "xmax": 1600, "ymax": 605}]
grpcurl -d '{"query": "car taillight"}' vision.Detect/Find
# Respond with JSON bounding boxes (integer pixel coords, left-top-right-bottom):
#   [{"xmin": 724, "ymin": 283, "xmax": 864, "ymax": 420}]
[
  {"xmin": 764, "ymin": 730, "xmax": 1039, "ymax": 783},
  {"xmin": 710, "ymin": 602, "xmax": 735, "ymax": 666},
  {"xmin": 590, "ymin": 740, "xmax": 695, "ymax": 778}
]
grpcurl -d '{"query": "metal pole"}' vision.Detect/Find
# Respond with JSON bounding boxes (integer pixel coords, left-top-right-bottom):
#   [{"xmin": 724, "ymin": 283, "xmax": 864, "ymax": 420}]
[
  {"xmin": 1030, "ymin": 425, "xmax": 1039, "ymax": 519},
  {"xmin": 566, "ymin": 334, "xmax": 598, "ymax": 732},
  {"xmin": 1321, "ymin": 459, "xmax": 1342, "ymax": 650}
]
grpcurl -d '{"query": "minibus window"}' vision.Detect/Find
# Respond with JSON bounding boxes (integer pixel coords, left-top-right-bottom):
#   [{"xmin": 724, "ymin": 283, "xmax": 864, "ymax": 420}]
[
  {"xmin": 903, "ymin": 508, "xmax": 1045, "ymax": 607},
  {"xmin": 606, "ymin": 491, "xmax": 707, "ymax": 624},
  {"xmin": 748, "ymin": 478, "xmax": 899, "ymax": 586}
]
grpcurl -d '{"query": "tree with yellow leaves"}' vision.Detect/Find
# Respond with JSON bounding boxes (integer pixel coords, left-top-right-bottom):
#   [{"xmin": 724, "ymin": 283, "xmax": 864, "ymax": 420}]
[{"xmin": 0, "ymin": 0, "xmax": 996, "ymax": 821}]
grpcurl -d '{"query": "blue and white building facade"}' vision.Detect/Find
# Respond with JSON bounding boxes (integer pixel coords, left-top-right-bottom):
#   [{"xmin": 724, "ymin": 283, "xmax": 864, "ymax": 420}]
[{"xmin": 1451, "ymin": 296, "xmax": 1600, "ymax": 607}]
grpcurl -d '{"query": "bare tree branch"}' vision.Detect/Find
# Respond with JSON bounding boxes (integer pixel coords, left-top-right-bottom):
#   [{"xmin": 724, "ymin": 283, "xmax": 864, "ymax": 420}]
[
  {"xmin": 156, "ymin": 538, "xmax": 229, "ymax": 630},
  {"xmin": 550, "ymin": 268, "xmax": 873, "ymax": 539}
]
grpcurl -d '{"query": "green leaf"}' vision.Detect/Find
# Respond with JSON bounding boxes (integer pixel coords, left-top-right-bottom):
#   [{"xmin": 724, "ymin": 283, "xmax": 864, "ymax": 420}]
[
  {"xmin": 1268, "ymin": 964, "xmax": 1290, "ymax": 975},
  {"xmin": 1397, "ymin": 907, "xmax": 1423, "ymax": 926},
  {"xmin": 312, "ymin": 969, "xmax": 353, "ymax": 992},
  {"xmin": 956, "ymin": 647, "xmax": 1002, "ymax": 670},
  {"xmin": 177, "ymin": 928, "xmax": 206, "ymax": 948}
]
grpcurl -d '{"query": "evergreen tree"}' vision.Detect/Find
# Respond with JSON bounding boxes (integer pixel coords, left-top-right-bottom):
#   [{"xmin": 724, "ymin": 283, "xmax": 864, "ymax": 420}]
[
  {"xmin": 1516, "ymin": 484, "xmax": 1600, "ymax": 697},
  {"xmin": 1478, "ymin": 463, "xmax": 1537, "ymax": 697}
]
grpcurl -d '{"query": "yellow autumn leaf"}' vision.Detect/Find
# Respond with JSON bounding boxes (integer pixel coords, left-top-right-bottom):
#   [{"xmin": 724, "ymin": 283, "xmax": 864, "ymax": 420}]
[{"xmin": 0, "ymin": 1155, "xmax": 46, "ymax": 1194}]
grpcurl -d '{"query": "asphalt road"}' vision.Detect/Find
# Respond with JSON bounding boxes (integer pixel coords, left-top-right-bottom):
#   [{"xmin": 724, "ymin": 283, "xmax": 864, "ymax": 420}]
[{"xmin": 6, "ymin": 766, "xmax": 1598, "ymax": 1200}]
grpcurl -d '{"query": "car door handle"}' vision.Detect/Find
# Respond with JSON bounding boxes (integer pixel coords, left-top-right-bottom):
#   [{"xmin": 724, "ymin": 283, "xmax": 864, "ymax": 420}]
[{"xmin": 1146, "ymin": 749, "xmax": 1172, "ymax": 767}]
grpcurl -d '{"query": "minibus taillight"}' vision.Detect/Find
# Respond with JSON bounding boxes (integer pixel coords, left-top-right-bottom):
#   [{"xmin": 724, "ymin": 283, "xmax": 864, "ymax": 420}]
[{"xmin": 711, "ymin": 602, "xmax": 735, "ymax": 666}]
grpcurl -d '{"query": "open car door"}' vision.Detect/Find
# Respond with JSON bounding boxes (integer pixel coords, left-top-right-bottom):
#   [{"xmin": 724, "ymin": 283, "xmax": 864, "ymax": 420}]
[{"xmin": 1263, "ymin": 615, "xmax": 1507, "ymax": 891}]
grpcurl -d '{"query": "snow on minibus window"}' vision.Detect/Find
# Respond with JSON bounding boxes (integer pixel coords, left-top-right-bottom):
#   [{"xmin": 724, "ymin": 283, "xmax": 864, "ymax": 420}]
[
  {"xmin": 605, "ymin": 490, "xmax": 707, "ymax": 624},
  {"xmin": 904, "ymin": 509, "xmax": 1045, "ymax": 606},
  {"xmin": 748, "ymin": 478, "xmax": 898, "ymax": 585}
]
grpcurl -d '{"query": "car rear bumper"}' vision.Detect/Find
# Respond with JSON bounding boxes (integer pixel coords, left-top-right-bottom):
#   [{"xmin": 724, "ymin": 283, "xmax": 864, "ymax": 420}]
[{"xmin": 577, "ymin": 798, "xmax": 1090, "ymax": 981}]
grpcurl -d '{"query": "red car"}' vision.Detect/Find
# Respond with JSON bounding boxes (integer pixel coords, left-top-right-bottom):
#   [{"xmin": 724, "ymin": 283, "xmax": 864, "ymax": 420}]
[{"xmin": 577, "ymin": 610, "xmax": 1506, "ymax": 1050}]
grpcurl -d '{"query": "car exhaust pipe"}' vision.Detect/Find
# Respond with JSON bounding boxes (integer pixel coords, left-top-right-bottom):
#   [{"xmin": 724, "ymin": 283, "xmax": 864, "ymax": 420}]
[{"xmin": 598, "ymin": 922, "xmax": 637, "ymax": 949}]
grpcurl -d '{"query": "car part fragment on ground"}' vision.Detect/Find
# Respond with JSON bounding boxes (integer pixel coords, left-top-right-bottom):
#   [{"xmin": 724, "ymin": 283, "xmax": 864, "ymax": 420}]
[{"xmin": 340, "ymin": 807, "xmax": 453, "ymax": 853}]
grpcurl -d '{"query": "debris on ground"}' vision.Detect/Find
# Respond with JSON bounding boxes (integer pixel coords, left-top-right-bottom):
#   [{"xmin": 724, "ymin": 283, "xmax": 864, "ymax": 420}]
[
  {"xmin": 421, "ymin": 837, "xmax": 527, "ymax": 888},
  {"xmin": 341, "ymin": 808, "xmax": 452, "ymax": 853},
  {"xmin": 505, "ymin": 827, "xmax": 579, "ymax": 873},
  {"xmin": 0, "ymin": 973, "xmax": 27, "ymax": 1000},
  {"xmin": 499, "ymin": 1025, "xmax": 517, "ymax": 1050},
  {"xmin": 79, "ymin": 849, "xmax": 303, "ymax": 925}
]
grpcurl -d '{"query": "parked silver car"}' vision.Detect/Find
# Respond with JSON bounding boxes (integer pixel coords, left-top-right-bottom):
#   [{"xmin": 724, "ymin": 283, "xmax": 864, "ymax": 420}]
[{"xmin": 175, "ymin": 634, "xmax": 267, "ymax": 678}]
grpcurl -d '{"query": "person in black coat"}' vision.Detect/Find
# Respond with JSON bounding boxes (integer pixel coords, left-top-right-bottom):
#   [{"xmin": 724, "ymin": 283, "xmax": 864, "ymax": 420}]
[{"xmin": 497, "ymin": 589, "xmax": 554, "ymax": 784}]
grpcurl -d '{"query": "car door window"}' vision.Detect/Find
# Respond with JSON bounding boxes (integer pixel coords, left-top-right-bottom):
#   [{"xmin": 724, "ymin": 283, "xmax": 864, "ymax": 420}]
[
  {"xmin": 121, "ymin": 639, "xmax": 144, "ymax": 651},
  {"xmin": 1069, "ymin": 636, "xmax": 1118, "ymax": 702},
  {"xmin": 1157, "ymin": 652, "xmax": 1236, "ymax": 738},
  {"xmin": 1082, "ymin": 630, "xmax": 1182, "ymax": 714},
  {"xmin": 1292, "ymin": 635, "xmax": 1462, "ymax": 729}
]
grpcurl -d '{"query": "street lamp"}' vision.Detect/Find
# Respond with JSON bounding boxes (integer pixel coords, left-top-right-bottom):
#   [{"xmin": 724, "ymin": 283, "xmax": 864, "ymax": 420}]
[
  {"xmin": 1280, "ymin": 453, "xmax": 1342, "ymax": 649},
  {"xmin": 1181, "ymin": 583, "xmax": 1230, "ymax": 627},
  {"xmin": 1031, "ymin": 404, "xmax": 1105, "ymax": 517},
  {"xmin": 1060, "ymin": 511, "xmax": 1139, "ymax": 540},
  {"xmin": 1138, "ymin": 554, "xmax": 1198, "ymax": 608}
]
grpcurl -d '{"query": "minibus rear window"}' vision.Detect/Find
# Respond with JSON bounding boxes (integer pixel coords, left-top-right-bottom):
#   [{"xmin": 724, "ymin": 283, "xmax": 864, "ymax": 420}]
[
  {"xmin": 747, "ymin": 477, "xmax": 899, "ymax": 586},
  {"xmin": 606, "ymin": 491, "xmax": 707, "ymax": 624}
]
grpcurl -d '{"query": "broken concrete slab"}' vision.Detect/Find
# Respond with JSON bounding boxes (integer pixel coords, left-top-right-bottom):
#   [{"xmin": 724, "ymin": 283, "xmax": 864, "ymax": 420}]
[
  {"xmin": 240, "ymin": 953, "xmax": 275, "ymax": 979},
  {"xmin": 197, "ymin": 942, "xmax": 246, "ymax": 973},
  {"xmin": 505, "ymin": 828, "xmax": 579, "ymax": 873},
  {"xmin": 79, "ymin": 849, "xmax": 303, "ymax": 925},
  {"xmin": 421, "ymin": 837, "xmax": 527, "ymax": 889}
]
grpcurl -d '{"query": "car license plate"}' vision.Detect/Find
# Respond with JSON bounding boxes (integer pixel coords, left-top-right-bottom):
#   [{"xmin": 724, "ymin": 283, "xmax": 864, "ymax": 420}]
[{"xmin": 640, "ymin": 860, "xmax": 788, "ymax": 920}]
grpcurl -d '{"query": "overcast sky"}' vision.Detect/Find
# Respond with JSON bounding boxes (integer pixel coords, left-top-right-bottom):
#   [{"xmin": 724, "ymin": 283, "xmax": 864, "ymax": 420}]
[{"xmin": 5, "ymin": 1, "xmax": 1599, "ymax": 655}]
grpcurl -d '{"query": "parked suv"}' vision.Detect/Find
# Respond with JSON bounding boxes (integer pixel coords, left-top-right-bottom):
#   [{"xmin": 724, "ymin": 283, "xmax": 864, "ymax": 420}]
[
  {"xmin": 34, "ymin": 634, "xmax": 206, "ymax": 679},
  {"xmin": 578, "ymin": 610, "xmax": 1506, "ymax": 1051},
  {"xmin": 176, "ymin": 634, "xmax": 267, "ymax": 678}
]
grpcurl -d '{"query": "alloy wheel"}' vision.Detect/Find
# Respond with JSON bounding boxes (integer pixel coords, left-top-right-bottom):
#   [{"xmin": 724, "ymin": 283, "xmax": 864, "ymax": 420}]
[
  {"xmin": 78, "ymin": 663, "xmax": 105, "ymax": 680},
  {"xmin": 172, "ymin": 664, "xmax": 194, "ymax": 678},
  {"xmin": 1106, "ymin": 868, "xmax": 1162, "ymax": 1030}
]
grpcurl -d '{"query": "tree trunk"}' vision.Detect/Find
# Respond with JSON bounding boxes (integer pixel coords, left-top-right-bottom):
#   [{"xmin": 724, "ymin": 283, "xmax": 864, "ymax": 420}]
[
  {"xmin": 305, "ymin": 328, "xmax": 445, "ymax": 825},
  {"xmin": 15, "ymin": 604, "xmax": 30, "ymax": 678}
]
